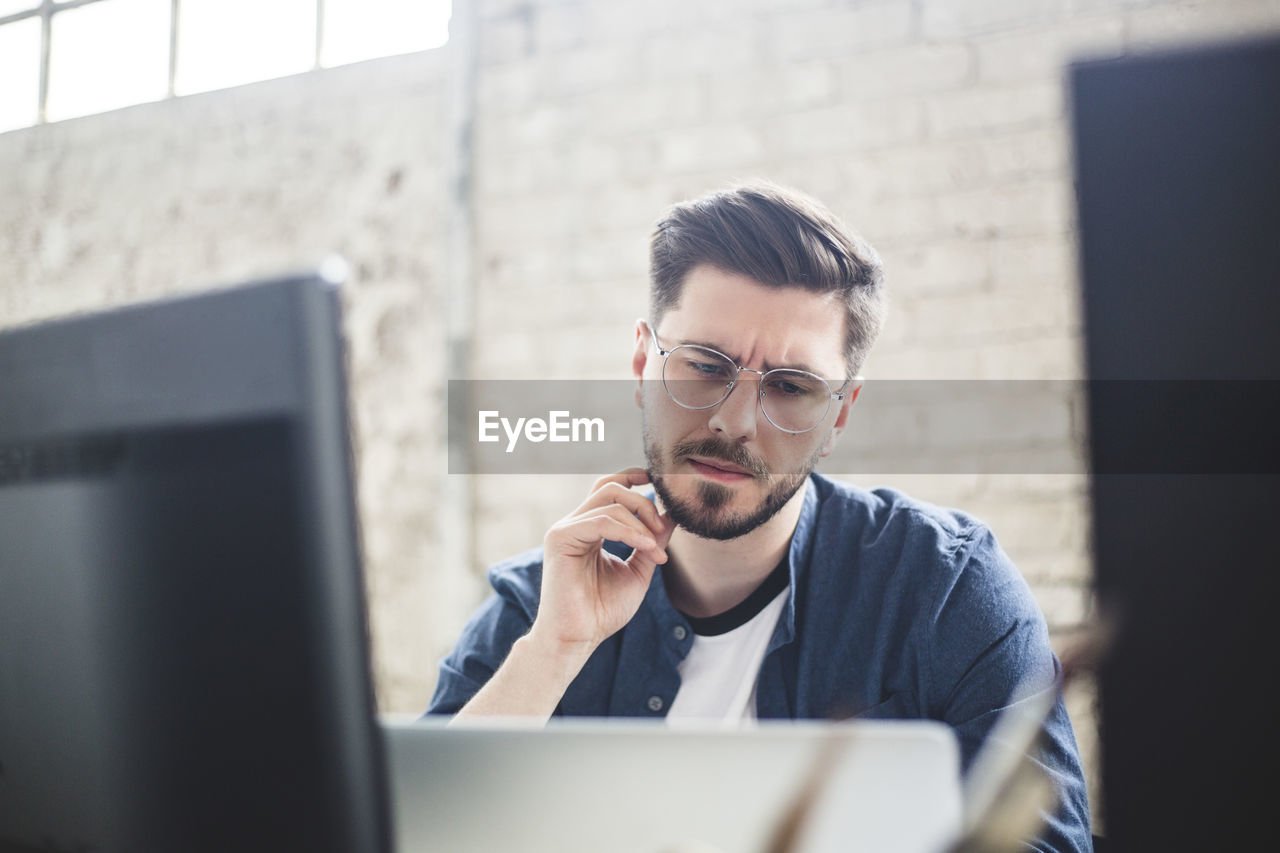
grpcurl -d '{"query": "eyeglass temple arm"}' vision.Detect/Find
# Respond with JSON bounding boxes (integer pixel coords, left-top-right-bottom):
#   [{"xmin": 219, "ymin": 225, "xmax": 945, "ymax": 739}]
[{"xmin": 835, "ymin": 376, "xmax": 863, "ymax": 400}]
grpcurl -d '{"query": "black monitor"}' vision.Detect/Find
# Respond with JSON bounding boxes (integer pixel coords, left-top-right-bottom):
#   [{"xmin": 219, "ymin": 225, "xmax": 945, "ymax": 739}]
[
  {"xmin": 0, "ymin": 266, "xmax": 391, "ymax": 853},
  {"xmin": 1071, "ymin": 35, "xmax": 1280, "ymax": 851}
]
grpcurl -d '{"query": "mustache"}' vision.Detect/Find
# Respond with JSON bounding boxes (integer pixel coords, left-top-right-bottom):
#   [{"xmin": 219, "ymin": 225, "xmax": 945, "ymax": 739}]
[{"xmin": 671, "ymin": 437, "xmax": 771, "ymax": 479}]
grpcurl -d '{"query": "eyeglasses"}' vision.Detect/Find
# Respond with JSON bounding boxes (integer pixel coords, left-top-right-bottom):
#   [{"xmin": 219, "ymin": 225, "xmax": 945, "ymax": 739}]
[{"xmin": 648, "ymin": 325, "xmax": 854, "ymax": 434}]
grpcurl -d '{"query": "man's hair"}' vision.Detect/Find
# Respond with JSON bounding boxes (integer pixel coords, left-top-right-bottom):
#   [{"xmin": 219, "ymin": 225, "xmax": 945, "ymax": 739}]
[{"xmin": 648, "ymin": 181, "xmax": 886, "ymax": 375}]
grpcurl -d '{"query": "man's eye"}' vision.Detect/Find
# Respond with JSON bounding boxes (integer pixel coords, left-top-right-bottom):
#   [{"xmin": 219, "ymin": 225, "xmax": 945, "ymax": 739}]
[
  {"xmin": 769, "ymin": 379, "xmax": 814, "ymax": 397},
  {"xmin": 690, "ymin": 361, "xmax": 730, "ymax": 377}
]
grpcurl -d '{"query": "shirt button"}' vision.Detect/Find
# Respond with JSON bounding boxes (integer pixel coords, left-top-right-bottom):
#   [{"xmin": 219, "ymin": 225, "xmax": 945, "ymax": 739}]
[
  {"xmin": 672, "ymin": 625, "xmax": 688, "ymax": 641},
  {"xmin": 647, "ymin": 695, "xmax": 664, "ymax": 713}
]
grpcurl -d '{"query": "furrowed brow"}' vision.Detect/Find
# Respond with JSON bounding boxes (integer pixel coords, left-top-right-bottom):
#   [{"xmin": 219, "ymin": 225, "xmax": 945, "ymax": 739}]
[{"xmin": 676, "ymin": 337, "xmax": 822, "ymax": 376}]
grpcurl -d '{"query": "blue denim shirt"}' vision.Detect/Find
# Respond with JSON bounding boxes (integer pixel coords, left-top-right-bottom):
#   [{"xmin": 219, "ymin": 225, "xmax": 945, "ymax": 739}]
[{"xmin": 428, "ymin": 473, "xmax": 1092, "ymax": 852}]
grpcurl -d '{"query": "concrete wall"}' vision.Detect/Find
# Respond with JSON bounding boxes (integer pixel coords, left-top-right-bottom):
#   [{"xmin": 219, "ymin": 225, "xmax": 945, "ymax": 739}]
[{"xmin": 4, "ymin": 0, "xmax": 1279, "ymax": 834}]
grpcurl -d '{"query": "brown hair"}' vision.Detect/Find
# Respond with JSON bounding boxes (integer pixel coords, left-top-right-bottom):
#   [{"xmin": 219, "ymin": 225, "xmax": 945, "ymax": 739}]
[{"xmin": 649, "ymin": 181, "xmax": 886, "ymax": 374}]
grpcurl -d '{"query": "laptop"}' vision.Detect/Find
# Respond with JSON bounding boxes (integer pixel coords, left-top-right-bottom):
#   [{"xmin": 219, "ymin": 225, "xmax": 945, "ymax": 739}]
[{"xmin": 380, "ymin": 716, "xmax": 963, "ymax": 853}]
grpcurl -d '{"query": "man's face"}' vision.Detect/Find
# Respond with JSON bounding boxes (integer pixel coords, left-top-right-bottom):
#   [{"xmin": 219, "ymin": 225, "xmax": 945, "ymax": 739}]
[{"xmin": 632, "ymin": 265, "xmax": 857, "ymax": 541}]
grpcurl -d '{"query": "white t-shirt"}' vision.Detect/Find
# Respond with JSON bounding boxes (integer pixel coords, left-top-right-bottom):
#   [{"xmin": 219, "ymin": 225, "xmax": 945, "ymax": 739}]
[{"xmin": 665, "ymin": 589, "xmax": 789, "ymax": 724}]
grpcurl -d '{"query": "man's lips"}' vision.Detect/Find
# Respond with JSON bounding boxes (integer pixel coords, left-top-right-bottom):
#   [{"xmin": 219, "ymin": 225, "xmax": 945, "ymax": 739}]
[{"xmin": 686, "ymin": 456, "xmax": 755, "ymax": 481}]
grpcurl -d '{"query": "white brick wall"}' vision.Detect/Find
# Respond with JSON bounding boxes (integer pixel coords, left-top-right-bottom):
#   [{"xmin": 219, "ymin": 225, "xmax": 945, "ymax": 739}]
[
  {"xmin": 769, "ymin": 4, "xmax": 917, "ymax": 60},
  {"xmin": 5, "ymin": 0, "xmax": 1280, "ymax": 833},
  {"xmin": 842, "ymin": 43, "xmax": 976, "ymax": 99},
  {"xmin": 924, "ymin": 81, "xmax": 1066, "ymax": 138}
]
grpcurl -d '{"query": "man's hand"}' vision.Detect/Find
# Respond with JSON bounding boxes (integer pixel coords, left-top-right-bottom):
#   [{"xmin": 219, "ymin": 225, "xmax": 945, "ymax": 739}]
[
  {"xmin": 531, "ymin": 467, "xmax": 675, "ymax": 654},
  {"xmin": 452, "ymin": 468, "xmax": 674, "ymax": 722}
]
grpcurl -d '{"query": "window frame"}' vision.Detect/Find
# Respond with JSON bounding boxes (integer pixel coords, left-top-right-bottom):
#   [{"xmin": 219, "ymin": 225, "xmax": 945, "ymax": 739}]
[{"xmin": 0, "ymin": 0, "xmax": 439, "ymax": 130}]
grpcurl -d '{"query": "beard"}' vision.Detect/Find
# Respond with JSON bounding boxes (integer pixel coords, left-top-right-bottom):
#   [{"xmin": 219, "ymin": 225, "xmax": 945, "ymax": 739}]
[{"xmin": 643, "ymin": 426, "xmax": 821, "ymax": 542}]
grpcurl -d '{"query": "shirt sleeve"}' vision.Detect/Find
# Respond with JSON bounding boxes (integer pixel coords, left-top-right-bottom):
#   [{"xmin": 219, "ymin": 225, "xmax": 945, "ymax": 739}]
[
  {"xmin": 424, "ymin": 565, "xmax": 539, "ymax": 716},
  {"xmin": 929, "ymin": 526, "xmax": 1094, "ymax": 853}
]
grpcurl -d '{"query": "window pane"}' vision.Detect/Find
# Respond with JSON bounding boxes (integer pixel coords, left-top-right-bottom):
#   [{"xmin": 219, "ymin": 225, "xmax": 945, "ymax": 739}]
[
  {"xmin": 46, "ymin": 0, "xmax": 171, "ymax": 122},
  {"xmin": 176, "ymin": 0, "xmax": 315, "ymax": 96},
  {"xmin": 0, "ymin": 18, "xmax": 40, "ymax": 132},
  {"xmin": 321, "ymin": 0, "xmax": 450, "ymax": 68},
  {"xmin": 0, "ymin": 1, "xmax": 39, "ymax": 18}
]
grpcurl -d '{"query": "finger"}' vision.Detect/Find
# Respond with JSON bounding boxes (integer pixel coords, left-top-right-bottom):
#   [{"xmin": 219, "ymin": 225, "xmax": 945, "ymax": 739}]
[
  {"xmin": 588, "ymin": 467, "xmax": 650, "ymax": 495},
  {"xmin": 621, "ymin": 514, "xmax": 672, "ymax": 573},
  {"xmin": 556, "ymin": 502, "xmax": 654, "ymax": 548},
  {"xmin": 553, "ymin": 513, "xmax": 660, "ymax": 559},
  {"xmin": 574, "ymin": 504, "xmax": 669, "ymax": 564},
  {"xmin": 590, "ymin": 503, "xmax": 668, "ymax": 561},
  {"xmin": 576, "ymin": 482, "xmax": 665, "ymax": 538},
  {"xmin": 625, "ymin": 544, "xmax": 665, "ymax": 576},
  {"xmin": 625, "ymin": 511, "xmax": 676, "ymax": 571}
]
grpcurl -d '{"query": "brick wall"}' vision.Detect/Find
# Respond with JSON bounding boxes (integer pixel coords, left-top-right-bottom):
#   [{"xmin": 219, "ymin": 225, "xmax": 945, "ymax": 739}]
[{"xmin": 3, "ymin": 0, "xmax": 1279, "ymax": 834}]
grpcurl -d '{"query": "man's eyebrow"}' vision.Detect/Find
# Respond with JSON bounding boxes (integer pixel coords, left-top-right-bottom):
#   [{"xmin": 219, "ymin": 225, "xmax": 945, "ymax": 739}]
[{"xmin": 672, "ymin": 337, "xmax": 824, "ymax": 376}]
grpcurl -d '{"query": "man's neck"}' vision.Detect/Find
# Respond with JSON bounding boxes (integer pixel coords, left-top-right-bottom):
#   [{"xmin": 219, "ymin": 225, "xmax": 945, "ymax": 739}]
[{"xmin": 660, "ymin": 479, "xmax": 808, "ymax": 619}]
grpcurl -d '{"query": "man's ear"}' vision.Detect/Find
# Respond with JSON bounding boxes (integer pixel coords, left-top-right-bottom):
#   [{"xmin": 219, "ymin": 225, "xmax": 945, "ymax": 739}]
[
  {"xmin": 632, "ymin": 319, "xmax": 650, "ymax": 408},
  {"xmin": 818, "ymin": 378, "xmax": 863, "ymax": 458}
]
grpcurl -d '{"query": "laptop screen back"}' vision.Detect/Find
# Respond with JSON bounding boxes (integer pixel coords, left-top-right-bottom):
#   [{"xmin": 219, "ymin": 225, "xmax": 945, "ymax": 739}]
[{"xmin": 382, "ymin": 717, "xmax": 963, "ymax": 853}]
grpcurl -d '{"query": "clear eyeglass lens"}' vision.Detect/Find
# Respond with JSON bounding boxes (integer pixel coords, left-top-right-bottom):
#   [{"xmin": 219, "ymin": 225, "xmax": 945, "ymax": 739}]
[
  {"xmin": 663, "ymin": 346, "xmax": 737, "ymax": 408},
  {"xmin": 661, "ymin": 344, "xmax": 834, "ymax": 432},
  {"xmin": 761, "ymin": 369, "xmax": 831, "ymax": 431}
]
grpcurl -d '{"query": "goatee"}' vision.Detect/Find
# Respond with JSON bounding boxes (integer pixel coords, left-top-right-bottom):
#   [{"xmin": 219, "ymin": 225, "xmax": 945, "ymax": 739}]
[{"xmin": 644, "ymin": 434, "xmax": 816, "ymax": 541}]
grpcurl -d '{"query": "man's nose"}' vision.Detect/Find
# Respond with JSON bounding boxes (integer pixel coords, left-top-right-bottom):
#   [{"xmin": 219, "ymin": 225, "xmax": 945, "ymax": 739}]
[{"xmin": 706, "ymin": 375, "xmax": 759, "ymax": 442}]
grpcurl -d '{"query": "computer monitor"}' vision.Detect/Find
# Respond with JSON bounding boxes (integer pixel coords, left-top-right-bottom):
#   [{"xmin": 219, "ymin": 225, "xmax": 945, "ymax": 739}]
[
  {"xmin": 0, "ymin": 265, "xmax": 391, "ymax": 853},
  {"xmin": 1071, "ymin": 35, "xmax": 1280, "ymax": 850}
]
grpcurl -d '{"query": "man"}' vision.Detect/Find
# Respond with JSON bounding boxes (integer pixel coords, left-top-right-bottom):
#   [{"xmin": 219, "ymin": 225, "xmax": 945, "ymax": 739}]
[{"xmin": 428, "ymin": 182, "xmax": 1092, "ymax": 851}]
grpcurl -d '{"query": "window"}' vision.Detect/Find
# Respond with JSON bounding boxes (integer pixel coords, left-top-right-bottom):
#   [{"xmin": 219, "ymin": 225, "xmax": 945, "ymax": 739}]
[
  {"xmin": 0, "ymin": 15, "xmax": 40, "ymax": 132},
  {"xmin": 175, "ymin": 0, "xmax": 317, "ymax": 96},
  {"xmin": 47, "ymin": 0, "xmax": 171, "ymax": 122},
  {"xmin": 0, "ymin": 0, "xmax": 451, "ymax": 132},
  {"xmin": 321, "ymin": 0, "xmax": 449, "ymax": 68}
]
